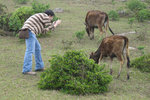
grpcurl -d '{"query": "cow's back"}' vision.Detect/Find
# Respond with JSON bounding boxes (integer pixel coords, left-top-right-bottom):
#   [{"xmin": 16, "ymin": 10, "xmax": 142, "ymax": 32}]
[
  {"xmin": 85, "ymin": 10, "xmax": 106, "ymax": 26},
  {"xmin": 100, "ymin": 35, "xmax": 127, "ymax": 56}
]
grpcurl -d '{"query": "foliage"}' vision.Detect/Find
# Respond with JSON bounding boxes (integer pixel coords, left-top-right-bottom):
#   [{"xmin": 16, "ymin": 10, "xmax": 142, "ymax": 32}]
[
  {"xmin": 137, "ymin": 46, "xmax": 144, "ymax": 50},
  {"xmin": 13, "ymin": 0, "xmax": 29, "ymax": 4},
  {"xmin": 111, "ymin": 0, "xmax": 115, "ymax": 5},
  {"xmin": 126, "ymin": 0, "xmax": 149, "ymax": 22},
  {"xmin": 0, "ymin": 4, "xmax": 7, "ymax": 15},
  {"xmin": 128, "ymin": 17, "xmax": 135, "ymax": 27},
  {"xmin": 137, "ymin": 46, "xmax": 145, "ymax": 55},
  {"xmin": 108, "ymin": 10, "xmax": 119, "ymax": 21},
  {"xmin": 32, "ymin": 1, "xmax": 50, "ymax": 14},
  {"xmin": 8, "ymin": 6, "xmax": 33, "ymax": 32},
  {"xmin": 38, "ymin": 50, "xmax": 112, "ymax": 95},
  {"xmin": 127, "ymin": 0, "xmax": 146, "ymax": 13},
  {"xmin": 0, "ymin": 14, "xmax": 11, "ymax": 31},
  {"xmin": 131, "ymin": 54, "xmax": 150, "ymax": 72},
  {"xmin": 75, "ymin": 30, "xmax": 85, "ymax": 40},
  {"xmin": 137, "ymin": 9, "xmax": 150, "ymax": 22}
]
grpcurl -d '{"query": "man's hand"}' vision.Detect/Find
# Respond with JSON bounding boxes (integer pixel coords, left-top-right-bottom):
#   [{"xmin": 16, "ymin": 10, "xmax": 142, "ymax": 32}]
[{"xmin": 54, "ymin": 20, "xmax": 61, "ymax": 28}]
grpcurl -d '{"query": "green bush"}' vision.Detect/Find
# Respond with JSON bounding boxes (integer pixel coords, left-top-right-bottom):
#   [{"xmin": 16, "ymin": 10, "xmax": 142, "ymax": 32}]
[
  {"xmin": 32, "ymin": 1, "xmax": 50, "ymax": 14},
  {"xmin": 8, "ymin": 6, "xmax": 33, "ymax": 32},
  {"xmin": 0, "ymin": 4, "xmax": 7, "ymax": 15},
  {"xmin": 128, "ymin": 17, "xmax": 135, "ymax": 27},
  {"xmin": 0, "ymin": 14, "xmax": 11, "ymax": 31},
  {"xmin": 108, "ymin": 10, "xmax": 119, "ymax": 21},
  {"xmin": 131, "ymin": 54, "xmax": 150, "ymax": 72},
  {"xmin": 38, "ymin": 50, "xmax": 112, "ymax": 95},
  {"xmin": 137, "ymin": 46, "xmax": 145, "ymax": 55},
  {"xmin": 127, "ymin": 0, "xmax": 146, "ymax": 13},
  {"xmin": 137, "ymin": 9, "xmax": 150, "ymax": 22},
  {"xmin": 75, "ymin": 30, "xmax": 85, "ymax": 40}
]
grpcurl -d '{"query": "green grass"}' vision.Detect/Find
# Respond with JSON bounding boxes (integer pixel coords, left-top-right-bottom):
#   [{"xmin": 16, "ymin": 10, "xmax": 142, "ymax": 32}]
[{"xmin": 0, "ymin": 0, "xmax": 150, "ymax": 99}]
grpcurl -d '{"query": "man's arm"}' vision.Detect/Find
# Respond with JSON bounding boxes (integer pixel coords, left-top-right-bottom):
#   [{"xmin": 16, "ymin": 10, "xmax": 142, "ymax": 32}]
[{"xmin": 44, "ymin": 20, "xmax": 61, "ymax": 33}]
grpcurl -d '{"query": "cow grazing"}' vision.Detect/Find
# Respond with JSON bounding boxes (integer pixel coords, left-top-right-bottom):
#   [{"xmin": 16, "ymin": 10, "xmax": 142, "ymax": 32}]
[
  {"xmin": 90, "ymin": 35, "xmax": 130, "ymax": 80},
  {"xmin": 85, "ymin": 10, "xmax": 114, "ymax": 40}
]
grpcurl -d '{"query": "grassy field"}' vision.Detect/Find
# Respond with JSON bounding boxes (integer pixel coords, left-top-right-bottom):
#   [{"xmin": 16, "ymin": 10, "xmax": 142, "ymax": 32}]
[{"xmin": 0, "ymin": 0, "xmax": 150, "ymax": 100}]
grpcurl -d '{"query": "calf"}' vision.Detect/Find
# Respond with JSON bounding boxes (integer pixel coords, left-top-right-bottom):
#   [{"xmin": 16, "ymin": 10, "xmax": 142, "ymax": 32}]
[
  {"xmin": 85, "ymin": 10, "xmax": 114, "ymax": 40},
  {"xmin": 90, "ymin": 35, "xmax": 130, "ymax": 79}
]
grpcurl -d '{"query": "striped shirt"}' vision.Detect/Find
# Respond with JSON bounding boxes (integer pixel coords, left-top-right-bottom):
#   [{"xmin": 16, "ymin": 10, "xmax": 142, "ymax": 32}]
[{"xmin": 22, "ymin": 13, "xmax": 53, "ymax": 35}]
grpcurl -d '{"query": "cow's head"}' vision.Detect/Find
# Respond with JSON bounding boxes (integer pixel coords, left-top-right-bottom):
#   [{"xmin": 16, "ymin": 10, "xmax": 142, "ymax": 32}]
[
  {"xmin": 89, "ymin": 52, "xmax": 99, "ymax": 64},
  {"xmin": 84, "ymin": 23, "xmax": 94, "ymax": 40}
]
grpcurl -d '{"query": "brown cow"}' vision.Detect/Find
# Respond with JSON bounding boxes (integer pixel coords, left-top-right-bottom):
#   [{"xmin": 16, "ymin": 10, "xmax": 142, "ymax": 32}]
[
  {"xmin": 89, "ymin": 35, "xmax": 130, "ymax": 80},
  {"xmin": 85, "ymin": 10, "xmax": 114, "ymax": 40}
]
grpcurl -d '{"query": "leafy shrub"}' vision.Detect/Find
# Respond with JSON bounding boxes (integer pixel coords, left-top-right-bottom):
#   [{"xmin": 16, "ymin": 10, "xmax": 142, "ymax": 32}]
[
  {"xmin": 137, "ymin": 46, "xmax": 145, "ymax": 55},
  {"xmin": 0, "ymin": 4, "xmax": 7, "ymax": 15},
  {"xmin": 8, "ymin": 6, "xmax": 33, "ymax": 32},
  {"xmin": 111, "ymin": 0, "xmax": 115, "ymax": 5},
  {"xmin": 108, "ymin": 10, "xmax": 119, "ymax": 21},
  {"xmin": 131, "ymin": 54, "xmax": 150, "ymax": 72},
  {"xmin": 38, "ymin": 50, "xmax": 112, "ymax": 95},
  {"xmin": 128, "ymin": 17, "xmax": 135, "ymax": 27},
  {"xmin": 127, "ymin": 0, "xmax": 146, "ymax": 13},
  {"xmin": 75, "ymin": 30, "xmax": 85, "ymax": 40},
  {"xmin": 137, "ymin": 9, "xmax": 150, "ymax": 22},
  {"xmin": 32, "ymin": 1, "xmax": 50, "ymax": 14},
  {"xmin": 0, "ymin": 14, "xmax": 11, "ymax": 31},
  {"xmin": 13, "ymin": 0, "xmax": 29, "ymax": 4}
]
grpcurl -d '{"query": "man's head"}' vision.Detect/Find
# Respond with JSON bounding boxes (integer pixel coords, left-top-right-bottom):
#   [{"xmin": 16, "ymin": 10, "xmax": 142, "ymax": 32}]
[{"xmin": 44, "ymin": 10, "xmax": 55, "ymax": 20}]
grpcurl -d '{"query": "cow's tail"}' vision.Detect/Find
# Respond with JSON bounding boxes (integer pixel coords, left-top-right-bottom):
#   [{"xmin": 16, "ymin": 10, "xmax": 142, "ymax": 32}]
[
  {"xmin": 104, "ymin": 14, "xmax": 115, "ymax": 35},
  {"xmin": 109, "ymin": 27, "xmax": 115, "ymax": 35},
  {"xmin": 123, "ymin": 37, "xmax": 130, "ymax": 79},
  {"xmin": 124, "ymin": 37, "xmax": 130, "ymax": 69}
]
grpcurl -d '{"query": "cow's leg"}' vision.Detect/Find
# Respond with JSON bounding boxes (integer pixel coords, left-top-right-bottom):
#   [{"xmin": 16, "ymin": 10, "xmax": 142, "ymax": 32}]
[
  {"xmin": 110, "ymin": 58, "xmax": 113, "ymax": 75},
  {"xmin": 104, "ymin": 21, "xmax": 109, "ymax": 37},
  {"xmin": 98, "ymin": 25, "xmax": 103, "ymax": 36},
  {"xmin": 126, "ymin": 52, "xmax": 130, "ymax": 80},
  {"xmin": 91, "ymin": 27, "xmax": 94, "ymax": 38},
  {"xmin": 98, "ymin": 54, "xmax": 103, "ymax": 64},
  {"xmin": 117, "ymin": 55, "xmax": 124, "ymax": 78}
]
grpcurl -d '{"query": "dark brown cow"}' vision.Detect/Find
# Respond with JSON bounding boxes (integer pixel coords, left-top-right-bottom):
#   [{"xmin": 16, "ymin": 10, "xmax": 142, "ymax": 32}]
[
  {"xmin": 90, "ymin": 35, "xmax": 130, "ymax": 79},
  {"xmin": 85, "ymin": 10, "xmax": 114, "ymax": 40}
]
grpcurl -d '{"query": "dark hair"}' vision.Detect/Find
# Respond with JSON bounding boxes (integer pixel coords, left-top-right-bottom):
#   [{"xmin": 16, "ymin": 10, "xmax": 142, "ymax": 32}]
[{"xmin": 44, "ymin": 10, "xmax": 55, "ymax": 16}]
